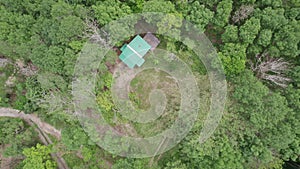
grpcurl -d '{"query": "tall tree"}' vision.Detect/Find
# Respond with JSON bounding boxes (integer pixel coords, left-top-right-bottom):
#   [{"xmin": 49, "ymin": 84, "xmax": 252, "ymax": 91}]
[
  {"xmin": 92, "ymin": 0, "xmax": 132, "ymax": 26},
  {"xmin": 239, "ymin": 17, "xmax": 261, "ymax": 45},
  {"xmin": 213, "ymin": 0, "xmax": 233, "ymax": 27},
  {"xmin": 22, "ymin": 144, "xmax": 57, "ymax": 169},
  {"xmin": 218, "ymin": 43, "xmax": 247, "ymax": 75},
  {"xmin": 185, "ymin": 1, "xmax": 214, "ymax": 31},
  {"xmin": 221, "ymin": 25, "xmax": 239, "ymax": 43}
]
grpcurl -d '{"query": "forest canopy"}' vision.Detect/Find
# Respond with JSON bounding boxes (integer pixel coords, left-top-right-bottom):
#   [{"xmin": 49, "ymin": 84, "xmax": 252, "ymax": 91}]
[{"xmin": 0, "ymin": 0, "xmax": 299, "ymax": 169}]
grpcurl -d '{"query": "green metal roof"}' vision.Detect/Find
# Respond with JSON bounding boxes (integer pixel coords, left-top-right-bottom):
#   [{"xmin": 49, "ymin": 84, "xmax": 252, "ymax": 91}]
[{"xmin": 119, "ymin": 35, "xmax": 151, "ymax": 68}]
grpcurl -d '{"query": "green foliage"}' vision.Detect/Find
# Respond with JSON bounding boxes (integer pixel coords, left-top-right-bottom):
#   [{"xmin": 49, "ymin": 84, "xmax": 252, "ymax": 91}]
[
  {"xmin": 164, "ymin": 160, "xmax": 188, "ymax": 169},
  {"xmin": 259, "ymin": 158, "xmax": 284, "ymax": 169},
  {"xmin": 246, "ymin": 44, "xmax": 262, "ymax": 56},
  {"xmin": 13, "ymin": 83, "xmax": 28, "ymax": 110},
  {"xmin": 288, "ymin": 66, "xmax": 300, "ymax": 88},
  {"xmin": 0, "ymin": 118, "xmax": 37, "ymax": 157},
  {"xmin": 157, "ymin": 14, "xmax": 182, "ymax": 39},
  {"xmin": 30, "ymin": 45, "xmax": 65, "ymax": 74},
  {"xmin": 96, "ymin": 72, "xmax": 116, "ymax": 124},
  {"xmin": 195, "ymin": 0, "xmax": 220, "ymax": 8},
  {"xmin": 185, "ymin": 1, "xmax": 214, "ymax": 31},
  {"xmin": 96, "ymin": 91, "xmax": 115, "ymax": 113},
  {"xmin": 218, "ymin": 43, "xmax": 247, "ymax": 75},
  {"xmin": 37, "ymin": 72, "xmax": 67, "ymax": 91},
  {"xmin": 273, "ymin": 20, "xmax": 300, "ymax": 58},
  {"xmin": 24, "ymin": 76, "xmax": 45, "ymax": 112},
  {"xmin": 221, "ymin": 25, "xmax": 239, "ymax": 43},
  {"xmin": 231, "ymin": 71, "xmax": 300, "ymax": 162},
  {"xmin": 22, "ymin": 144, "xmax": 57, "ymax": 169},
  {"xmin": 257, "ymin": 7, "xmax": 287, "ymax": 30},
  {"xmin": 0, "ymin": 6, "xmax": 35, "ymax": 59},
  {"xmin": 54, "ymin": 15, "xmax": 85, "ymax": 45},
  {"xmin": 176, "ymin": 49, "xmax": 207, "ymax": 75},
  {"xmin": 66, "ymin": 145, "xmax": 114, "ymax": 168},
  {"xmin": 125, "ymin": 0, "xmax": 145, "ymax": 12},
  {"xmin": 61, "ymin": 125, "xmax": 89, "ymax": 150},
  {"xmin": 285, "ymin": 7, "xmax": 300, "ymax": 20},
  {"xmin": 238, "ymin": 0, "xmax": 256, "ymax": 5},
  {"xmin": 257, "ymin": 29, "xmax": 272, "ymax": 47},
  {"xmin": 128, "ymin": 92, "xmax": 142, "ymax": 108},
  {"xmin": 142, "ymin": 0, "xmax": 176, "ymax": 13},
  {"xmin": 213, "ymin": 0, "xmax": 233, "ymax": 27},
  {"xmin": 142, "ymin": 0, "xmax": 178, "ymax": 26},
  {"xmin": 178, "ymin": 133, "xmax": 244, "ymax": 169},
  {"xmin": 92, "ymin": 0, "xmax": 132, "ymax": 26},
  {"xmin": 239, "ymin": 17, "xmax": 261, "ymax": 44},
  {"xmin": 62, "ymin": 153, "xmax": 85, "ymax": 169},
  {"xmin": 112, "ymin": 158, "xmax": 150, "ymax": 169},
  {"xmin": 258, "ymin": 0, "xmax": 283, "ymax": 8},
  {"xmin": 50, "ymin": 0, "xmax": 73, "ymax": 18},
  {"xmin": 0, "ymin": 1, "xmax": 299, "ymax": 168}
]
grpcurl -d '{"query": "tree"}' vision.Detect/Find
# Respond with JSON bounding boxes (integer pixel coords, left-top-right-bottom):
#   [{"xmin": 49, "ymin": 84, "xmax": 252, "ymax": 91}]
[
  {"xmin": 221, "ymin": 25, "xmax": 239, "ymax": 43},
  {"xmin": 92, "ymin": 0, "xmax": 132, "ymax": 26},
  {"xmin": 142, "ymin": 0, "xmax": 176, "ymax": 13},
  {"xmin": 142, "ymin": 0, "xmax": 178, "ymax": 25},
  {"xmin": 177, "ymin": 132, "xmax": 244, "ymax": 169},
  {"xmin": 124, "ymin": 0, "xmax": 145, "ymax": 12},
  {"xmin": 239, "ymin": 17, "xmax": 261, "ymax": 44},
  {"xmin": 213, "ymin": 0, "xmax": 233, "ymax": 27},
  {"xmin": 273, "ymin": 21, "xmax": 299, "ymax": 58},
  {"xmin": 258, "ymin": 0, "xmax": 283, "ymax": 8},
  {"xmin": 157, "ymin": 14, "xmax": 182, "ymax": 39},
  {"xmin": 285, "ymin": 7, "xmax": 300, "ymax": 20},
  {"xmin": 257, "ymin": 29, "xmax": 272, "ymax": 47},
  {"xmin": 0, "ymin": 118, "xmax": 37, "ymax": 157},
  {"xmin": 194, "ymin": 0, "xmax": 219, "ymax": 9},
  {"xmin": 50, "ymin": 0, "xmax": 73, "ymax": 18},
  {"xmin": 231, "ymin": 70, "xmax": 299, "ymax": 164},
  {"xmin": 112, "ymin": 158, "xmax": 149, "ymax": 169},
  {"xmin": 237, "ymin": 0, "xmax": 256, "ymax": 5},
  {"xmin": 164, "ymin": 160, "xmax": 188, "ymax": 169},
  {"xmin": 29, "ymin": 45, "xmax": 65, "ymax": 74},
  {"xmin": 185, "ymin": 1, "xmax": 214, "ymax": 31},
  {"xmin": 0, "ymin": 6, "xmax": 35, "ymax": 59},
  {"xmin": 218, "ymin": 43, "xmax": 247, "ymax": 75},
  {"xmin": 54, "ymin": 15, "xmax": 85, "ymax": 45},
  {"xmin": 255, "ymin": 7, "xmax": 287, "ymax": 30},
  {"xmin": 288, "ymin": 66, "xmax": 300, "ymax": 88},
  {"xmin": 22, "ymin": 144, "xmax": 57, "ymax": 169},
  {"xmin": 61, "ymin": 126, "xmax": 89, "ymax": 150},
  {"xmin": 63, "ymin": 48, "xmax": 78, "ymax": 77}
]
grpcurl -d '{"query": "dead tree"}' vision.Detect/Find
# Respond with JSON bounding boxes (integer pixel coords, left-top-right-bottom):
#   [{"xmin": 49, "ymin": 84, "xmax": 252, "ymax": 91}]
[
  {"xmin": 232, "ymin": 5, "xmax": 254, "ymax": 23},
  {"xmin": 84, "ymin": 19, "xmax": 110, "ymax": 47},
  {"xmin": 250, "ymin": 54, "xmax": 291, "ymax": 87}
]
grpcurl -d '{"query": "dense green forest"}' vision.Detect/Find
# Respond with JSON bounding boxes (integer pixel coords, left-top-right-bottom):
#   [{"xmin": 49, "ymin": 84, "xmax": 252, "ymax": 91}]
[{"xmin": 0, "ymin": 0, "xmax": 299, "ymax": 168}]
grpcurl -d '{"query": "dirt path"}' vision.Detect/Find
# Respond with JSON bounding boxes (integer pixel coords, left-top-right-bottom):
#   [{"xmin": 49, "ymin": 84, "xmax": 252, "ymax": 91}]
[
  {"xmin": 0, "ymin": 108, "xmax": 61, "ymax": 139},
  {"xmin": 0, "ymin": 107, "xmax": 69, "ymax": 169}
]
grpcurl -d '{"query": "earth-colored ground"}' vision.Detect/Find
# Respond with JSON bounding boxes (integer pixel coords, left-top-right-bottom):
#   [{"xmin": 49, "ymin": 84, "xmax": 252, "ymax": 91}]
[{"xmin": 0, "ymin": 108, "xmax": 68, "ymax": 169}]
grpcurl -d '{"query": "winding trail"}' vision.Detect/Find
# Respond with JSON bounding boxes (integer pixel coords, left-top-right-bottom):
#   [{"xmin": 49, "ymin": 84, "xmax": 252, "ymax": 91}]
[{"xmin": 0, "ymin": 107, "xmax": 69, "ymax": 169}]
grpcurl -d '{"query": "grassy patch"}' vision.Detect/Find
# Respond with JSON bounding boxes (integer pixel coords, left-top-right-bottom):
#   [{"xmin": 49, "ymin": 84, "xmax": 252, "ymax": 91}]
[{"xmin": 129, "ymin": 69, "xmax": 181, "ymax": 137}]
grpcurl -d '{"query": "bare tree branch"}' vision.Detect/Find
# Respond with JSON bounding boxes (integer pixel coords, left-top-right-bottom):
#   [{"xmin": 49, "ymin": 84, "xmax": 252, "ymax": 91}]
[
  {"xmin": 232, "ymin": 5, "xmax": 254, "ymax": 23},
  {"xmin": 250, "ymin": 53, "xmax": 292, "ymax": 87},
  {"xmin": 84, "ymin": 19, "xmax": 110, "ymax": 47}
]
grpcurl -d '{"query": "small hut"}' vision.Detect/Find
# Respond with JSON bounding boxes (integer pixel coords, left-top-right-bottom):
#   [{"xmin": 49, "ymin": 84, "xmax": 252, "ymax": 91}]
[
  {"xmin": 119, "ymin": 33, "xmax": 160, "ymax": 69},
  {"xmin": 143, "ymin": 32, "xmax": 160, "ymax": 51},
  {"xmin": 119, "ymin": 35, "xmax": 151, "ymax": 68}
]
